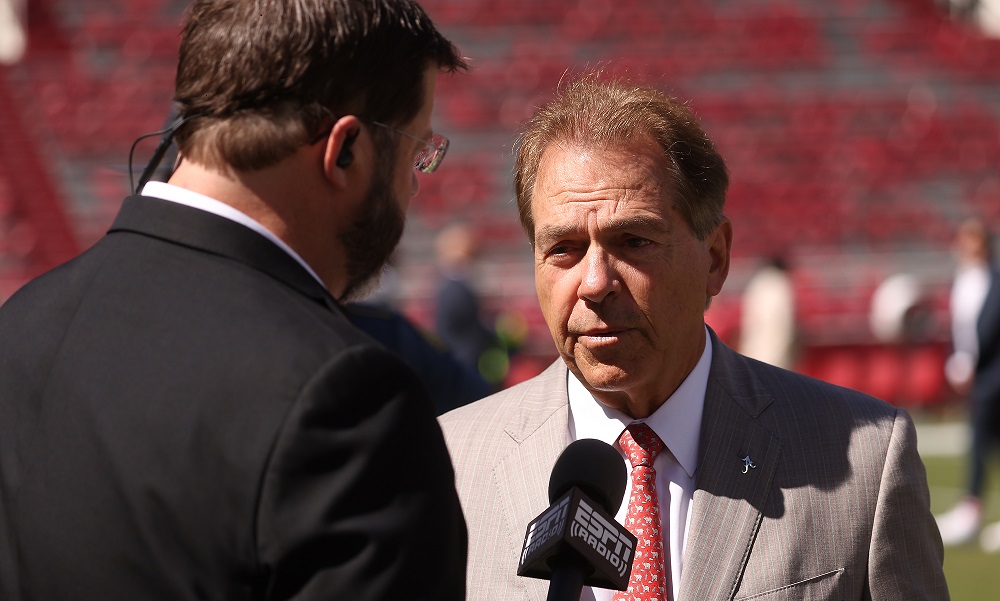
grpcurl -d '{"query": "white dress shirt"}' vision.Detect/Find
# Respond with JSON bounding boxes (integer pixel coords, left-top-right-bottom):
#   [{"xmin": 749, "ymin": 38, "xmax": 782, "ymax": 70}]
[
  {"xmin": 140, "ymin": 181, "xmax": 326, "ymax": 287},
  {"xmin": 946, "ymin": 261, "xmax": 991, "ymax": 387},
  {"xmin": 569, "ymin": 328, "xmax": 711, "ymax": 601},
  {"xmin": 951, "ymin": 262, "xmax": 990, "ymax": 360}
]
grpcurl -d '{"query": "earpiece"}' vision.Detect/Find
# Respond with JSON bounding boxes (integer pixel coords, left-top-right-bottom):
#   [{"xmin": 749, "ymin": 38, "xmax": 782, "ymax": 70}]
[{"xmin": 336, "ymin": 129, "xmax": 359, "ymax": 168}]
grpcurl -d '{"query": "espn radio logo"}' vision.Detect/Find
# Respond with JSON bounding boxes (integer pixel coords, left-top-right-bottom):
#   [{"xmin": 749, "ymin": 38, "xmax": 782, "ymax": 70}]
[
  {"xmin": 517, "ymin": 488, "xmax": 636, "ymax": 590},
  {"xmin": 570, "ymin": 497, "xmax": 633, "ymax": 579},
  {"xmin": 520, "ymin": 495, "xmax": 571, "ymax": 565}
]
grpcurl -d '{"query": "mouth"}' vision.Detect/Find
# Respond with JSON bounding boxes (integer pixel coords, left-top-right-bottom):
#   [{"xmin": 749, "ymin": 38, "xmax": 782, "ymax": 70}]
[{"xmin": 576, "ymin": 328, "xmax": 628, "ymax": 346}]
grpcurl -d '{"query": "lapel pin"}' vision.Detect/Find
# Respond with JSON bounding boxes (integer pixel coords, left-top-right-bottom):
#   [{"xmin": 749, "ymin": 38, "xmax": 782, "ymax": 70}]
[{"xmin": 741, "ymin": 455, "xmax": 757, "ymax": 474}]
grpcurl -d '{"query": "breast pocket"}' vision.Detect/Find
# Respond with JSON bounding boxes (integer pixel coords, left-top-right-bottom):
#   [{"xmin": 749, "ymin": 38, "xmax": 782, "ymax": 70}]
[{"xmin": 735, "ymin": 568, "xmax": 845, "ymax": 600}]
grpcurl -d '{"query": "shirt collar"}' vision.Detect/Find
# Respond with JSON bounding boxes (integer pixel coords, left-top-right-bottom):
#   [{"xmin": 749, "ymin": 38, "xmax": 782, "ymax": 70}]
[
  {"xmin": 140, "ymin": 181, "xmax": 326, "ymax": 287},
  {"xmin": 568, "ymin": 327, "xmax": 711, "ymax": 479}
]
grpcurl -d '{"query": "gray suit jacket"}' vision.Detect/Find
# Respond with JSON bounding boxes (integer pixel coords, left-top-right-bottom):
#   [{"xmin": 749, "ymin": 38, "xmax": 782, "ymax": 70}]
[{"xmin": 439, "ymin": 332, "xmax": 948, "ymax": 600}]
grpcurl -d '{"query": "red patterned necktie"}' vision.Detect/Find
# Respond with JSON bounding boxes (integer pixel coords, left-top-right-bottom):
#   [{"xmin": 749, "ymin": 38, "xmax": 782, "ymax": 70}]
[{"xmin": 615, "ymin": 423, "xmax": 668, "ymax": 601}]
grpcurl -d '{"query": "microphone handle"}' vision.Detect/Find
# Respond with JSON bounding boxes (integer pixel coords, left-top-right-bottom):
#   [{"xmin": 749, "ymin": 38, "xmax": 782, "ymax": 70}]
[{"xmin": 545, "ymin": 553, "xmax": 588, "ymax": 601}]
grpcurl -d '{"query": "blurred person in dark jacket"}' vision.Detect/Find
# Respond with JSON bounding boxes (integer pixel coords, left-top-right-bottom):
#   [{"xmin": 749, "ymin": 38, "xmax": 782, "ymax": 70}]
[
  {"xmin": 434, "ymin": 220, "xmax": 508, "ymax": 384},
  {"xmin": 345, "ymin": 299, "xmax": 493, "ymax": 414}
]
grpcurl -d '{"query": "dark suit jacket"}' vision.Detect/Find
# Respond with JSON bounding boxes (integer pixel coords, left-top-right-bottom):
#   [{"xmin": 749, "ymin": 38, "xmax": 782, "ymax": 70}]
[
  {"xmin": 0, "ymin": 196, "xmax": 467, "ymax": 601},
  {"xmin": 439, "ymin": 331, "xmax": 947, "ymax": 600},
  {"xmin": 974, "ymin": 266, "xmax": 1000, "ymax": 406}
]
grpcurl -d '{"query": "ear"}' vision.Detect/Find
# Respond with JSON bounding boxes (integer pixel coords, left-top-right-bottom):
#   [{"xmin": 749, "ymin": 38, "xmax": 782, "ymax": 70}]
[
  {"xmin": 321, "ymin": 116, "xmax": 364, "ymax": 189},
  {"xmin": 706, "ymin": 218, "xmax": 733, "ymax": 298}
]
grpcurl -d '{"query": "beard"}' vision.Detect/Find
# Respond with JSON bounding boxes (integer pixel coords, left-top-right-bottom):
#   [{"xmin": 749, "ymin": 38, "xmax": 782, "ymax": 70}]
[{"xmin": 338, "ymin": 146, "xmax": 406, "ymax": 302}]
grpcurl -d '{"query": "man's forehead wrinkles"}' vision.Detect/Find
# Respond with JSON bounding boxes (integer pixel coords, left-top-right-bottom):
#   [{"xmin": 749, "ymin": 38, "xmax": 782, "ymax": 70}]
[
  {"xmin": 535, "ymin": 213, "xmax": 669, "ymax": 241},
  {"xmin": 555, "ymin": 186, "xmax": 630, "ymax": 202},
  {"xmin": 604, "ymin": 215, "xmax": 669, "ymax": 234}
]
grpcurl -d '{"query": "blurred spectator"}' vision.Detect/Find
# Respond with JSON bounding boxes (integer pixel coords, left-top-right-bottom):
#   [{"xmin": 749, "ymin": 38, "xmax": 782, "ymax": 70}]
[
  {"xmin": 0, "ymin": 0, "xmax": 25, "ymax": 65},
  {"xmin": 343, "ymin": 261, "xmax": 492, "ymax": 413},
  {"xmin": 343, "ymin": 301, "xmax": 493, "ymax": 414},
  {"xmin": 870, "ymin": 272, "xmax": 935, "ymax": 345},
  {"xmin": 934, "ymin": 0, "xmax": 1000, "ymax": 37},
  {"xmin": 935, "ymin": 217, "xmax": 1000, "ymax": 551},
  {"xmin": 739, "ymin": 256, "xmax": 798, "ymax": 370},
  {"xmin": 433, "ymin": 221, "xmax": 507, "ymax": 385}
]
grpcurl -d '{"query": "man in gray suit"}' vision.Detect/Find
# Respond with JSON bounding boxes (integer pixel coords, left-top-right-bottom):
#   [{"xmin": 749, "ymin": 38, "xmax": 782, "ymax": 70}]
[{"xmin": 439, "ymin": 76, "xmax": 948, "ymax": 600}]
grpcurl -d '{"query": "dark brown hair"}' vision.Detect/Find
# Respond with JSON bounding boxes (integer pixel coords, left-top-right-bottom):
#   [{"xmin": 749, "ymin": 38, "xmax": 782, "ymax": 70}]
[
  {"xmin": 172, "ymin": 0, "xmax": 467, "ymax": 170},
  {"xmin": 514, "ymin": 74, "xmax": 728, "ymax": 243}
]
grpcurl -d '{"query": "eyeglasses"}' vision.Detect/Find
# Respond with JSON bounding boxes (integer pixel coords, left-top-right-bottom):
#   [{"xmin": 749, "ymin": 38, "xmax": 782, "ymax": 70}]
[
  {"xmin": 311, "ymin": 118, "xmax": 450, "ymax": 174},
  {"xmin": 366, "ymin": 120, "xmax": 450, "ymax": 174}
]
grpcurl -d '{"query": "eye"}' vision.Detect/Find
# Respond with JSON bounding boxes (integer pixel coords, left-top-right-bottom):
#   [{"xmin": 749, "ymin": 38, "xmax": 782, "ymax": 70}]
[
  {"xmin": 540, "ymin": 241, "xmax": 582, "ymax": 266},
  {"xmin": 624, "ymin": 237, "xmax": 652, "ymax": 249}
]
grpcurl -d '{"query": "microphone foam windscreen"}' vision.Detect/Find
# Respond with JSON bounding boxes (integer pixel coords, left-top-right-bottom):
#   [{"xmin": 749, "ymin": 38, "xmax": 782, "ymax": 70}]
[{"xmin": 547, "ymin": 438, "xmax": 627, "ymax": 514}]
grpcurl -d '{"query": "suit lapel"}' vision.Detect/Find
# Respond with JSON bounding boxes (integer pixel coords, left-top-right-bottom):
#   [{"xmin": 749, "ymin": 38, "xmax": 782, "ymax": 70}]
[
  {"xmin": 680, "ymin": 335, "xmax": 781, "ymax": 601},
  {"xmin": 494, "ymin": 361, "xmax": 571, "ymax": 601}
]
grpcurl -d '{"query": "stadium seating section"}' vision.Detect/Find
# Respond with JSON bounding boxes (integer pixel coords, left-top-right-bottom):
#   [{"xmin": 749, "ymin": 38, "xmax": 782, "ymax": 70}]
[{"xmin": 2, "ymin": 0, "xmax": 999, "ymax": 405}]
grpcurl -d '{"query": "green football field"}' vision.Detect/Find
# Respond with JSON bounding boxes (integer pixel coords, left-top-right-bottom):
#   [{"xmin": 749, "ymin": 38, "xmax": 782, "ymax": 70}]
[{"xmin": 919, "ymin": 418, "xmax": 1000, "ymax": 601}]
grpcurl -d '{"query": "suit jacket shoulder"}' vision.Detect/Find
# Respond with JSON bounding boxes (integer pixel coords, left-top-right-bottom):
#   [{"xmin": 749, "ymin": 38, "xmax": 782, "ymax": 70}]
[
  {"xmin": 688, "ymin": 338, "xmax": 947, "ymax": 600},
  {"xmin": 0, "ymin": 196, "xmax": 467, "ymax": 601}
]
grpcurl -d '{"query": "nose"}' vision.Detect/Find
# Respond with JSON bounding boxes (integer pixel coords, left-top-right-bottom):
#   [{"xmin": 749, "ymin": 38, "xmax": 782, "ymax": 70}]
[
  {"xmin": 578, "ymin": 246, "xmax": 619, "ymax": 304},
  {"xmin": 410, "ymin": 171, "xmax": 420, "ymax": 197}
]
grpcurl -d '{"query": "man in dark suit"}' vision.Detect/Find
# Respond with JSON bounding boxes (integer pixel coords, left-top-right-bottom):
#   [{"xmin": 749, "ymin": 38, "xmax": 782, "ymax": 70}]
[
  {"xmin": 0, "ymin": 1, "xmax": 468, "ymax": 599},
  {"xmin": 439, "ymin": 75, "xmax": 947, "ymax": 600}
]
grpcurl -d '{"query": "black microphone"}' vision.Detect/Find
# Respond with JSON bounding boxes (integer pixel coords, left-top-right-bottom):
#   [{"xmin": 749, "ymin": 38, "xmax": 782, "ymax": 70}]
[{"xmin": 517, "ymin": 438, "xmax": 636, "ymax": 601}]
